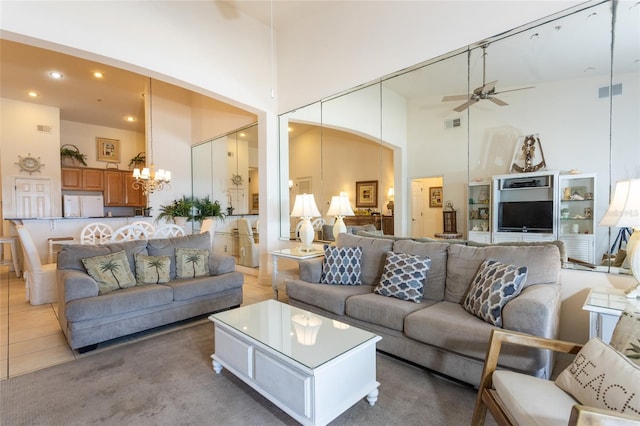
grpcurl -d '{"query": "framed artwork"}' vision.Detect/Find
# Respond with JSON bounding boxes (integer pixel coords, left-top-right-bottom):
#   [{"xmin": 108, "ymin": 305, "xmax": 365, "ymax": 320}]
[
  {"xmin": 96, "ymin": 137, "xmax": 121, "ymax": 162},
  {"xmin": 429, "ymin": 186, "xmax": 443, "ymax": 208},
  {"xmin": 356, "ymin": 180, "xmax": 378, "ymax": 208}
]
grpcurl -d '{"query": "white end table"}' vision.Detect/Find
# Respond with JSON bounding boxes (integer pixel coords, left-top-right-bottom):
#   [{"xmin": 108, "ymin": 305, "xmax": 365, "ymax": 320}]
[
  {"xmin": 582, "ymin": 287, "xmax": 640, "ymax": 343},
  {"xmin": 270, "ymin": 247, "xmax": 324, "ymax": 299}
]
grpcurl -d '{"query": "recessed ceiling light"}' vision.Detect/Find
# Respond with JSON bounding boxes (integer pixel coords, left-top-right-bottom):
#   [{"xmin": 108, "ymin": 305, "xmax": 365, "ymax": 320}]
[
  {"xmin": 124, "ymin": 116, "xmax": 137, "ymax": 122},
  {"xmin": 28, "ymin": 91, "xmax": 39, "ymax": 97},
  {"xmin": 93, "ymin": 71, "xmax": 104, "ymax": 78},
  {"xmin": 239, "ymin": 132, "xmax": 246, "ymax": 137},
  {"xmin": 49, "ymin": 71, "xmax": 63, "ymax": 79}
]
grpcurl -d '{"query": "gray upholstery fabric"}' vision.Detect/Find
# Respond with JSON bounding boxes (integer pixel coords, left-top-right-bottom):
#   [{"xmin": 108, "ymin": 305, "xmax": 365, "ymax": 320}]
[
  {"xmin": 57, "ymin": 240, "xmax": 148, "ymax": 272},
  {"xmin": 468, "ymin": 239, "xmax": 568, "ymax": 263},
  {"xmin": 169, "ymin": 271, "xmax": 244, "ymax": 301},
  {"xmin": 65, "ymin": 284, "xmax": 173, "ymax": 322},
  {"xmin": 285, "ymin": 279, "xmax": 373, "ymax": 315},
  {"xmin": 57, "ymin": 269, "xmax": 99, "ymax": 302},
  {"xmin": 502, "ymin": 283, "xmax": 561, "ymax": 339},
  {"xmin": 391, "ymin": 240, "xmax": 449, "ymax": 301},
  {"xmin": 336, "ymin": 233, "xmax": 393, "ymax": 286},
  {"xmin": 299, "ymin": 257, "xmax": 324, "ymax": 283},
  {"xmin": 147, "ymin": 233, "xmax": 212, "ymax": 279},
  {"xmin": 445, "ymin": 243, "xmax": 561, "ymax": 303},
  {"xmin": 346, "ymin": 293, "xmax": 436, "ymax": 331}
]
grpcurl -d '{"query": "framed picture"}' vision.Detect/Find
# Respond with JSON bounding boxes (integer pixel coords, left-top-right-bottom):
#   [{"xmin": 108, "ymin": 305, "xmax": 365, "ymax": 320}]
[
  {"xmin": 429, "ymin": 186, "xmax": 443, "ymax": 208},
  {"xmin": 356, "ymin": 180, "xmax": 378, "ymax": 208},
  {"xmin": 96, "ymin": 137, "xmax": 121, "ymax": 162}
]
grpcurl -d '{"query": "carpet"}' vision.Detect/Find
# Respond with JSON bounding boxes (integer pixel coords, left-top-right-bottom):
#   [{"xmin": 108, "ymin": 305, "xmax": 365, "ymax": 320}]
[{"xmin": 0, "ymin": 319, "xmax": 490, "ymax": 425}]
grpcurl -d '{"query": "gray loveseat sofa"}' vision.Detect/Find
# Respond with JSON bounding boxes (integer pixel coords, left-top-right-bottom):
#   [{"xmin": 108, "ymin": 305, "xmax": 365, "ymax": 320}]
[
  {"xmin": 57, "ymin": 232, "xmax": 243, "ymax": 351},
  {"xmin": 286, "ymin": 233, "xmax": 563, "ymax": 387}
]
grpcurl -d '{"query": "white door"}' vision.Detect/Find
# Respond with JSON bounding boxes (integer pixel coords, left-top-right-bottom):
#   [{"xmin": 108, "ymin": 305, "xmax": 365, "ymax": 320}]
[
  {"xmin": 411, "ymin": 180, "xmax": 425, "ymax": 238},
  {"xmin": 15, "ymin": 178, "xmax": 52, "ymax": 218}
]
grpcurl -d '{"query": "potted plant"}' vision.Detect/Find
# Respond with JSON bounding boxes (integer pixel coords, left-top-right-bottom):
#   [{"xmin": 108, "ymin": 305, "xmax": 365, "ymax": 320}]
[
  {"xmin": 128, "ymin": 152, "xmax": 146, "ymax": 170},
  {"xmin": 60, "ymin": 145, "xmax": 88, "ymax": 167},
  {"xmin": 157, "ymin": 196, "xmax": 194, "ymax": 225},
  {"xmin": 193, "ymin": 196, "xmax": 225, "ymax": 223}
]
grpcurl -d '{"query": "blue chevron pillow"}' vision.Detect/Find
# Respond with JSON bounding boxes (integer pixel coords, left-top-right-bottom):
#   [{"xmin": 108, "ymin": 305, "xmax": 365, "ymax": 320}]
[
  {"xmin": 320, "ymin": 245, "xmax": 363, "ymax": 285},
  {"xmin": 374, "ymin": 252, "xmax": 431, "ymax": 302}
]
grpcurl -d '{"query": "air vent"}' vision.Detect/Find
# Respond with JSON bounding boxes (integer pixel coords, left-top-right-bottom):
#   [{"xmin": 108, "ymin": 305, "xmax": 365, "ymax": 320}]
[
  {"xmin": 598, "ymin": 83, "xmax": 622, "ymax": 98},
  {"xmin": 37, "ymin": 124, "xmax": 53, "ymax": 133},
  {"xmin": 445, "ymin": 118, "xmax": 461, "ymax": 129}
]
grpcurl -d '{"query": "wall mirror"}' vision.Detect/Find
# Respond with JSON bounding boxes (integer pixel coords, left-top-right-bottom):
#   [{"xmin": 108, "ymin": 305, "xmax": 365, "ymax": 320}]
[{"xmin": 279, "ymin": 0, "xmax": 639, "ymax": 274}]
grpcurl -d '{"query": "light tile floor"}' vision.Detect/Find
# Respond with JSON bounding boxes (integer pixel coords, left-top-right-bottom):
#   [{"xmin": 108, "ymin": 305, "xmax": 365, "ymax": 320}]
[{"xmin": 0, "ymin": 265, "xmax": 274, "ymax": 380}]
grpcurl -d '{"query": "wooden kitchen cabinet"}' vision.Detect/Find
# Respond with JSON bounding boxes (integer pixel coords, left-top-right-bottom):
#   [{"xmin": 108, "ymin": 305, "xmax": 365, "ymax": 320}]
[
  {"xmin": 82, "ymin": 169, "xmax": 104, "ymax": 191},
  {"xmin": 61, "ymin": 168, "xmax": 82, "ymax": 189},
  {"xmin": 61, "ymin": 167, "xmax": 104, "ymax": 191},
  {"xmin": 124, "ymin": 173, "xmax": 145, "ymax": 206},
  {"xmin": 104, "ymin": 171, "xmax": 125, "ymax": 206}
]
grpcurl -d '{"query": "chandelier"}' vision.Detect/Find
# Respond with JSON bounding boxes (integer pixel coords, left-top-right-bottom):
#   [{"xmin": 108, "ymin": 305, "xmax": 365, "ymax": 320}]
[{"xmin": 132, "ymin": 78, "xmax": 171, "ymax": 195}]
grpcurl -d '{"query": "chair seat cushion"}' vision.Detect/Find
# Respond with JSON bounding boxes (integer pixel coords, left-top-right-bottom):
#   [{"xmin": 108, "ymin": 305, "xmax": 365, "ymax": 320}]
[
  {"xmin": 493, "ymin": 370, "xmax": 578, "ymax": 426},
  {"xmin": 346, "ymin": 293, "xmax": 435, "ymax": 331},
  {"xmin": 286, "ymin": 280, "xmax": 373, "ymax": 315}
]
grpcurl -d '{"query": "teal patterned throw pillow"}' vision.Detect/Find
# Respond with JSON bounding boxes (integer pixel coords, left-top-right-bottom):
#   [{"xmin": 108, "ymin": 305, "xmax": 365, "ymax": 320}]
[
  {"xmin": 321, "ymin": 245, "xmax": 363, "ymax": 285},
  {"xmin": 82, "ymin": 250, "xmax": 136, "ymax": 295},
  {"xmin": 374, "ymin": 251, "xmax": 431, "ymax": 302},
  {"xmin": 135, "ymin": 253, "xmax": 171, "ymax": 285},
  {"xmin": 175, "ymin": 248, "xmax": 210, "ymax": 279},
  {"xmin": 462, "ymin": 259, "xmax": 528, "ymax": 327}
]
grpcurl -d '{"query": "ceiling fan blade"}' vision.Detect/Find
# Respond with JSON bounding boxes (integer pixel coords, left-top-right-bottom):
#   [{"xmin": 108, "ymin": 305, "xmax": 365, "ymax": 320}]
[
  {"xmin": 453, "ymin": 98, "xmax": 478, "ymax": 112},
  {"xmin": 442, "ymin": 94, "xmax": 470, "ymax": 102},
  {"xmin": 494, "ymin": 86, "xmax": 535, "ymax": 95},
  {"xmin": 489, "ymin": 97, "xmax": 508, "ymax": 106}
]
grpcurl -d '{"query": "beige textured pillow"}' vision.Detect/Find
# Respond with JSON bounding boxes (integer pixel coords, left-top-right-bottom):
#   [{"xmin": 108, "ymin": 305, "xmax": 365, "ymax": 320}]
[
  {"xmin": 135, "ymin": 253, "xmax": 171, "ymax": 285},
  {"xmin": 555, "ymin": 338, "xmax": 640, "ymax": 416},
  {"xmin": 610, "ymin": 307, "xmax": 640, "ymax": 365},
  {"xmin": 175, "ymin": 247, "xmax": 210, "ymax": 279},
  {"xmin": 82, "ymin": 250, "xmax": 136, "ymax": 295}
]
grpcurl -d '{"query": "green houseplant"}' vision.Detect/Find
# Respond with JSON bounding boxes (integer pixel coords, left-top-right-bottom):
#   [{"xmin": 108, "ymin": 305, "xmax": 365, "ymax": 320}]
[
  {"xmin": 60, "ymin": 145, "xmax": 88, "ymax": 167},
  {"xmin": 128, "ymin": 152, "xmax": 146, "ymax": 169},
  {"xmin": 193, "ymin": 196, "xmax": 225, "ymax": 223},
  {"xmin": 157, "ymin": 196, "xmax": 194, "ymax": 224}
]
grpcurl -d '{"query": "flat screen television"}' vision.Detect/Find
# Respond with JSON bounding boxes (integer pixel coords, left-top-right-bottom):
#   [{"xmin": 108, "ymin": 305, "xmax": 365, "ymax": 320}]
[{"xmin": 498, "ymin": 201, "xmax": 554, "ymax": 233}]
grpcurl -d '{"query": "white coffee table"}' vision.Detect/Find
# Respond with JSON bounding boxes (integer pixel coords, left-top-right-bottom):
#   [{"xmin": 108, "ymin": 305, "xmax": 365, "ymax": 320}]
[{"xmin": 209, "ymin": 300, "xmax": 381, "ymax": 426}]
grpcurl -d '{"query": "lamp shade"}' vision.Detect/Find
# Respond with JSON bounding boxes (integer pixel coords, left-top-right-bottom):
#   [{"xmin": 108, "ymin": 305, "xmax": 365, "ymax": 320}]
[
  {"xmin": 291, "ymin": 193, "xmax": 321, "ymax": 218},
  {"xmin": 326, "ymin": 193, "xmax": 354, "ymax": 217},
  {"xmin": 387, "ymin": 187, "xmax": 395, "ymax": 199},
  {"xmin": 600, "ymin": 179, "xmax": 640, "ymax": 227}
]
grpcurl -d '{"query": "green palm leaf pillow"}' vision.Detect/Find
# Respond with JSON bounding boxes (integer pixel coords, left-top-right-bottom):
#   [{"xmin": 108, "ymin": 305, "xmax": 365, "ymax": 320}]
[
  {"xmin": 135, "ymin": 253, "xmax": 171, "ymax": 285},
  {"xmin": 82, "ymin": 250, "xmax": 136, "ymax": 295},
  {"xmin": 175, "ymin": 248, "xmax": 210, "ymax": 279}
]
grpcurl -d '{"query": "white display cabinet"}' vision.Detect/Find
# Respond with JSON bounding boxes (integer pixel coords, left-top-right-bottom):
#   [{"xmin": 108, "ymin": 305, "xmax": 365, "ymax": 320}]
[
  {"xmin": 559, "ymin": 173, "xmax": 596, "ymax": 264},
  {"xmin": 467, "ymin": 182, "xmax": 491, "ymax": 243}
]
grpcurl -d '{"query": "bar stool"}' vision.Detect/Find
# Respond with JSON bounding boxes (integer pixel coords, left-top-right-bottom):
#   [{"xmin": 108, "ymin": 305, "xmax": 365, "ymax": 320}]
[{"xmin": 0, "ymin": 236, "xmax": 22, "ymax": 277}]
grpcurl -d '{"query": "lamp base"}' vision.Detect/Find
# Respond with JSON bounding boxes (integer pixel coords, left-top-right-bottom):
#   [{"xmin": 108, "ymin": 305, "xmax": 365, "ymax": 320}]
[
  {"xmin": 298, "ymin": 218, "xmax": 314, "ymax": 252},
  {"xmin": 333, "ymin": 216, "xmax": 347, "ymax": 240}
]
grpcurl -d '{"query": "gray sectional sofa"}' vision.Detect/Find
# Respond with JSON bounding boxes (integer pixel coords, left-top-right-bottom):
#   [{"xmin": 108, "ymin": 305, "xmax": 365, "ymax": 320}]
[
  {"xmin": 56, "ymin": 232, "xmax": 243, "ymax": 351},
  {"xmin": 286, "ymin": 233, "xmax": 563, "ymax": 387}
]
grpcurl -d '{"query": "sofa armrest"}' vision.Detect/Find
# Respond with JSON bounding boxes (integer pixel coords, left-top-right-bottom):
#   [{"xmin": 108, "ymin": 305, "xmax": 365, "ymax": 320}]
[
  {"xmin": 569, "ymin": 404, "xmax": 640, "ymax": 426},
  {"xmin": 502, "ymin": 283, "xmax": 561, "ymax": 339},
  {"xmin": 57, "ymin": 269, "xmax": 99, "ymax": 303},
  {"xmin": 299, "ymin": 257, "xmax": 324, "ymax": 283},
  {"xmin": 210, "ymin": 253, "xmax": 236, "ymax": 275}
]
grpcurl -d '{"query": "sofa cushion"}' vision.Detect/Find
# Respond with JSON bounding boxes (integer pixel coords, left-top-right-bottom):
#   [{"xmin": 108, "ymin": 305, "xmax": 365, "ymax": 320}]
[
  {"xmin": 392, "ymin": 239, "xmax": 449, "ymax": 301},
  {"xmin": 445, "ymin": 243, "xmax": 560, "ymax": 303},
  {"xmin": 65, "ymin": 284, "xmax": 174, "ymax": 322},
  {"xmin": 176, "ymin": 248, "xmax": 210, "ymax": 279},
  {"xmin": 374, "ymin": 251, "xmax": 431, "ymax": 302},
  {"xmin": 147, "ymin": 233, "xmax": 213, "ymax": 279},
  {"xmin": 493, "ymin": 370, "xmax": 578, "ymax": 426},
  {"xmin": 462, "ymin": 259, "xmax": 528, "ymax": 327},
  {"xmin": 346, "ymin": 293, "xmax": 435, "ymax": 331},
  {"xmin": 135, "ymin": 253, "xmax": 171, "ymax": 284},
  {"xmin": 556, "ymin": 338, "xmax": 640, "ymax": 416},
  {"xmin": 58, "ymin": 239, "xmax": 148, "ymax": 272},
  {"xmin": 81, "ymin": 250, "xmax": 136, "ymax": 295},
  {"xmin": 336, "ymin": 233, "xmax": 394, "ymax": 286},
  {"xmin": 321, "ymin": 245, "xmax": 363, "ymax": 285},
  {"xmin": 169, "ymin": 271, "xmax": 244, "ymax": 301},
  {"xmin": 285, "ymin": 280, "xmax": 374, "ymax": 315}
]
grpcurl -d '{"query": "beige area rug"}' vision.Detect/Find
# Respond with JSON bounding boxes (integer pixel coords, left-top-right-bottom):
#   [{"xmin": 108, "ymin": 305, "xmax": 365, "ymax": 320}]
[{"xmin": 0, "ymin": 319, "xmax": 491, "ymax": 425}]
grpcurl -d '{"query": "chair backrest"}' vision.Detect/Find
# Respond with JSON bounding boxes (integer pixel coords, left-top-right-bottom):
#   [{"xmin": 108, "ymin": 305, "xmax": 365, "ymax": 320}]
[
  {"xmin": 153, "ymin": 224, "xmax": 186, "ymax": 239},
  {"xmin": 80, "ymin": 222, "xmax": 114, "ymax": 245},
  {"xmin": 200, "ymin": 218, "xmax": 215, "ymax": 247},
  {"xmin": 111, "ymin": 224, "xmax": 150, "ymax": 242},
  {"xmin": 237, "ymin": 218, "xmax": 255, "ymax": 243},
  {"xmin": 312, "ymin": 218, "xmax": 325, "ymax": 231},
  {"xmin": 16, "ymin": 225, "xmax": 43, "ymax": 271},
  {"xmin": 131, "ymin": 221, "xmax": 155, "ymax": 235}
]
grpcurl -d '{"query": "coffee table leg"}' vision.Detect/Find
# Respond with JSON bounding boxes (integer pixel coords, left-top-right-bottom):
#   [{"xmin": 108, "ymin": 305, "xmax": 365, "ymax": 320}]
[{"xmin": 366, "ymin": 388, "xmax": 379, "ymax": 406}]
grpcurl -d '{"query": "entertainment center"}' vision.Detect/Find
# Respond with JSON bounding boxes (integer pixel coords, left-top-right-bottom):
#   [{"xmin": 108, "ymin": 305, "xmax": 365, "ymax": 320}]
[{"xmin": 467, "ymin": 171, "xmax": 596, "ymax": 264}]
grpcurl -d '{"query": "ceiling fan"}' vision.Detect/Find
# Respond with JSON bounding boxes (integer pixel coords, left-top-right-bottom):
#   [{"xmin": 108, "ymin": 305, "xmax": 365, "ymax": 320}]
[{"xmin": 442, "ymin": 45, "xmax": 534, "ymax": 112}]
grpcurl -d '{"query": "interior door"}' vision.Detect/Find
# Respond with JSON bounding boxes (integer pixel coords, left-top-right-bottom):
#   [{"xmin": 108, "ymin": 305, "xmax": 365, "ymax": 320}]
[
  {"xmin": 15, "ymin": 178, "xmax": 52, "ymax": 218},
  {"xmin": 410, "ymin": 180, "xmax": 425, "ymax": 238}
]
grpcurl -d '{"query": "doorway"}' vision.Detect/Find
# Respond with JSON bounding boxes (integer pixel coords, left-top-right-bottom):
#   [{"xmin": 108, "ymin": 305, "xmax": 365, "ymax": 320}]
[
  {"xmin": 14, "ymin": 177, "xmax": 52, "ymax": 218},
  {"xmin": 410, "ymin": 176, "xmax": 443, "ymax": 238}
]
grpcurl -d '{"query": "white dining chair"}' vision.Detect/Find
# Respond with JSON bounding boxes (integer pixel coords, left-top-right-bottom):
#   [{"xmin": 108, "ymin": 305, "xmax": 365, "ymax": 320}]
[
  {"xmin": 153, "ymin": 224, "xmax": 186, "ymax": 239},
  {"xmin": 131, "ymin": 221, "xmax": 155, "ymax": 236},
  {"xmin": 237, "ymin": 218, "xmax": 259, "ymax": 267},
  {"xmin": 200, "ymin": 218, "xmax": 215, "ymax": 250},
  {"xmin": 111, "ymin": 224, "xmax": 151, "ymax": 242},
  {"xmin": 80, "ymin": 222, "xmax": 114, "ymax": 245},
  {"xmin": 15, "ymin": 225, "xmax": 57, "ymax": 305}
]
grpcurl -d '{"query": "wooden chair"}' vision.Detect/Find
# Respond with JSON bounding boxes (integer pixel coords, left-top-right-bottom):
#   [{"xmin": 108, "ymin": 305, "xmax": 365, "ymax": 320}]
[
  {"xmin": 153, "ymin": 224, "xmax": 186, "ymax": 239},
  {"xmin": 111, "ymin": 224, "xmax": 150, "ymax": 242},
  {"xmin": 472, "ymin": 329, "xmax": 639, "ymax": 426},
  {"xmin": 80, "ymin": 222, "xmax": 113, "ymax": 245}
]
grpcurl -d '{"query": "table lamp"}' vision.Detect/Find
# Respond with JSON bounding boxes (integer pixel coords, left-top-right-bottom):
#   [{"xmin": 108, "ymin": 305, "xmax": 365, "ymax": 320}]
[
  {"xmin": 291, "ymin": 314, "xmax": 322, "ymax": 345},
  {"xmin": 326, "ymin": 192, "xmax": 355, "ymax": 240},
  {"xmin": 291, "ymin": 193, "xmax": 321, "ymax": 251},
  {"xmin": 600, "ymin": 179, "xmax": 640, "ymax": 298}
]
